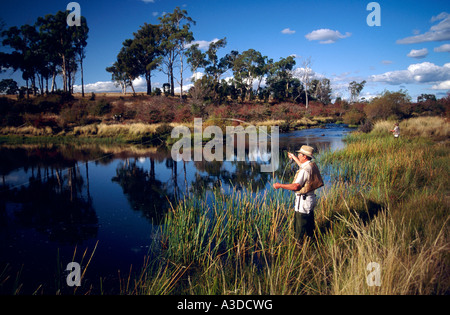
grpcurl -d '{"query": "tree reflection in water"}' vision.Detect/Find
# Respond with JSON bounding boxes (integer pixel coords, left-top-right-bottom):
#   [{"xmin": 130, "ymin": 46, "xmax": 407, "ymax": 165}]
[
  {"xmin": 112, "ymin": 158, "xmax": 173, "ymax": 225},
  {"xmin": 0, "ymin": 147, "xmax": 98, "ymax": 245},
  {"xmin": 0, "ymin": 124, "xmax": 352, "ymax": 293}
]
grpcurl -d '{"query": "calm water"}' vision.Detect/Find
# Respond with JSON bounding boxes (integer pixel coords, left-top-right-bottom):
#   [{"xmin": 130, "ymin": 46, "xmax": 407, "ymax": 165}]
[{"xmin": 0, "ymin": 124, "xmax": 352, "ymax": 294}]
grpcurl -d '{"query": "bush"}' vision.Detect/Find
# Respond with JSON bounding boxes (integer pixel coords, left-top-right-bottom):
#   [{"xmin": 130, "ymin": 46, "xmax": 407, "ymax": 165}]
[
  {"xmin": 343, "ymin": 110, "xmax": 366, "ymax": 126},
  {"xmin": 90, "ymin": 99, "xmax": 112, "ymax": 116},
  {"xmin": 358, "ymin": 120, "xmax": 373, "ymax": 133},
  {"xmin": 400, "ymin": 116, "xmax": 449, "ymax": 139},
  {"xmin": 152, "ymin": 88, "xmax": 162, "ymax": 96},
  {"xmin": 60, "ymin": 102, "xmax": 89, "ymax": 126},
  {"xmin": 32, "ymin": 94, "xmax": 64, "ymax": 113},
  {"xmin": 155, "ymin": 123, "xmax": 173, "ymax": 137},
  {"xmin": 364, "ymin": 90, "xmax": 411, "ymax": 121}
]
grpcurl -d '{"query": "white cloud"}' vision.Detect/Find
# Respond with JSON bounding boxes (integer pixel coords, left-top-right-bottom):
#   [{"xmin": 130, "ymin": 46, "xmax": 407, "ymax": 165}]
[
  {"xmin": 73, "ymin": 76, "xmax": 151, "ymax": 93},
  {"xmin": 407, "ymin": 48, "xmax": 429, "ymax": 59},
  {"xmin": 370, "ymin": 62, "xmax": 450, "ymax": 86},
  {"xmin": 185, "ymin": 38, "xmax": 220, "ymax": 50},
  {"xmin": 431, "ymin": 80, "xmax": 450, "ymax": 90},
  {"xmin": 73, "ymin": 81, "xmax": 120, "ymax": 93},
  {"xmin": 174, "ymin": 84, "xmax": 194, "ymax": 94},
  {"xmin": 281, "ymin": 28, "xmax": 296, "ymax": 35},
  {"xmin": 140, "ymin": 0, "xmax": 155, "ymax": 3},
  {"xmin": 381, "ymin": 60, "xmax": 393, "ymax": 65},
  {"xmin": 434, "ymin": 43, "xmax": 450, "ymax": 52},
  {"xmin": 132, "ymin": 76, "xmax": 147, "ymax": 89},
  {"xmin": 190, "ymin": 72, "xmax": 204, "ymax": 82},
  {"xmin": 397, "ymin": 12, "xmax": 450, "ymax": 44},
  {"xmin": 305, "ymin": 29, "xmax": 351, "ymax": 44},
  {"xmin": 292, "ymin": 67, "xmax": 320, "ymax": 80}
]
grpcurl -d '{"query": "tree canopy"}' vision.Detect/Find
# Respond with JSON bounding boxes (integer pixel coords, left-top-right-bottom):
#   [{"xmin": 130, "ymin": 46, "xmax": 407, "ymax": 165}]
[{"xmin": 1, "ymin": 10, "xmax": 88, "ymax": 97}]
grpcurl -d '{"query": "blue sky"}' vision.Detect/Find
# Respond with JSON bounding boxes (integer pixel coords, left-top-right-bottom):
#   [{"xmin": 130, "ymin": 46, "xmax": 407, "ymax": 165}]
[{"xmin": 1, "ymin": 0, "xmax": 449, "ymax": 101}]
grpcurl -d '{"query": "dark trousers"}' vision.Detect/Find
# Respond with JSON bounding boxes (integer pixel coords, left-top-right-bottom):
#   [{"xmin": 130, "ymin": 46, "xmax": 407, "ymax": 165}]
[{"xmin": 294, "ymin": 211, "xmax": 315, "ymax": 241}]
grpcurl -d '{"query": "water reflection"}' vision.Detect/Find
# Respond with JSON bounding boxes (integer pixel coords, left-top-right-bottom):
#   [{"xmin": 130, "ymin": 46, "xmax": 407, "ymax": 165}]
[
  {"xmin": 111, "ymin": 158, "xmax": 173, "ymax": 225},
  {"xmin": 0, "ymin": 149, "xmax": 98, "ymax": 245},
  {"xmin": 0, "ymin": 124, "xmax": 352, "ymax": 294}
]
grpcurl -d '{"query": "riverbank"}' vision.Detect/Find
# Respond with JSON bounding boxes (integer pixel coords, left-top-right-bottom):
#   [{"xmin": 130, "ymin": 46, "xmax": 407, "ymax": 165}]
[
  {"xmin": 0, "ymin": 116, "xmax": 336, "ymax": 146},
  {"xmin": 125, "ymin": 116, "xmax": 449, "ymax": 295},
  {"xmin": 1, "ymin": 117, "xmax": 447, "ymax": 295}
]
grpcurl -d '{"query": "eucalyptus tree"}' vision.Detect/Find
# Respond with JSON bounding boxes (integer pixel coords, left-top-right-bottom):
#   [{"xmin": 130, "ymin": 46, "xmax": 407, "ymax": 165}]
[
  {"xmin": 36, "ymin": 15, "xmax": 61, "ymax": 93},
  {"xmin": 266, "ymin": 56, "xmax": 296, "ymax": 102},
  {"xmin": 300, "ymin": 57, "xmax": 312, "ymax": 109},
  {"xmin": 313, "ymin": 78, "xmax": 332, "ymax": 105},
  {"xmin": 204, "ymin": 38, "xmax": 228, "ymax": 84},
  {"xmin": 348, "ymin": 80, "xmax": 366, "ymax": 103},
  {"xmin": 36, "ymin": 11, "xmax": 88, "ymax": 95},
  {"xmin": 116, "ymin": 39, "xmax": 141, "ymax": 95},
  {"xmin": 158, "ymin": 7, "xmax": 195, "ymax": 97},
  {"xmin": 2, "ymin": 11, "xmax": 88, "ymax": 96},
  {"xmin": 1, "ymin": 24, "xmax": 40, "ymax": 97},
  {"xmin": 185, "ymin": 38, "xmax": 232, "ymax": 103},
  {"xmin": 185, "ymin": 43, "xmax": 207, "ymax": 77},
  {"xmin": 38, "ymin": 11, "xmax": 75, "ymax": 93},
  {"xmin": 232, "ymin": 49, "xmax": 268, "ymax": 101},
  {"xmin": 0, "ymin": 79, "xmax": 19, "ymax": 95},
  {"xmin": 106, "ymin": 61, "xmax": 130, "ymax": 94},
  {"xmin": 133, "ymin": 23, "xmax": 163, "ymax": 95},
  {"xmin": 71, "ymin": 16, "xmax": 89, "ymax": 97}
]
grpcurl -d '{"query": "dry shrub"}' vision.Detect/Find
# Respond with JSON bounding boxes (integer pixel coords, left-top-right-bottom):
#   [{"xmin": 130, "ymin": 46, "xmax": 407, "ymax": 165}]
[{"xmin": 400, "ymin": 116, "xmax": 449, "ymax": 139}]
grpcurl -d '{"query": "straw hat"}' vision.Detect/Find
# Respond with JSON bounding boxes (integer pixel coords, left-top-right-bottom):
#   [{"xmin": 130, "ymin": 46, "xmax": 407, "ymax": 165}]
[{"xmin": 296, "ymin": 145, "xmax": 314, "ymax": 158}]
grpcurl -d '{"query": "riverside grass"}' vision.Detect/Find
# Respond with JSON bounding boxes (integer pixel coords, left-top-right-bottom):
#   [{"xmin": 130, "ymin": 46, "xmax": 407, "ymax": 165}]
[{"xmin": 128, "ymin": 117, "xmax": 449, "ymax": 295}]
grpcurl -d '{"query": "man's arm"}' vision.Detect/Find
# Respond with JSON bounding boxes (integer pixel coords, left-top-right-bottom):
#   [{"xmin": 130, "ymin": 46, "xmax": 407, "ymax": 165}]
[
  {"xmin": 273, "ymin": 166, "xmax": 307, "ymax": 191},
  {"xmin": 273, "ymin": 183, "xmax": 302, "ymax": 191},
  {"xmin": 288, "ymin": 152, "xmax": 302, "ymax": 168}
]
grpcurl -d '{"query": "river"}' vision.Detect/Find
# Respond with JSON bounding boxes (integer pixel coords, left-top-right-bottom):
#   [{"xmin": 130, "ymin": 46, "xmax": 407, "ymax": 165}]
[{"xmin": 0, "ymin": 123, "xmax": 352, "ymax": 294}]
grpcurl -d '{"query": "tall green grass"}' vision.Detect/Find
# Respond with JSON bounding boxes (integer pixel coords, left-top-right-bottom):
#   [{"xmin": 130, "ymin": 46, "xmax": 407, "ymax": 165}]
[{"xmin": 127, "ymin": 117, "xmax": 449, "ymax": 295}]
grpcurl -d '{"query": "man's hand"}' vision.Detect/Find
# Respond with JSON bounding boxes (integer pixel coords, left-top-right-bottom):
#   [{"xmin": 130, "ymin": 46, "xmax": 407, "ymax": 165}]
[{"xmin": 273, "ymin": 183, "xmax": 281, "ymax": 189}]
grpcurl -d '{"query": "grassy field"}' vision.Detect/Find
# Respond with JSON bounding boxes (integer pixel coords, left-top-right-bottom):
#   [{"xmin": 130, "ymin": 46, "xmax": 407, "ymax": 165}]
[{"xmin": 124, "ymin": 116, "xmax": 449, "ymax": 295}]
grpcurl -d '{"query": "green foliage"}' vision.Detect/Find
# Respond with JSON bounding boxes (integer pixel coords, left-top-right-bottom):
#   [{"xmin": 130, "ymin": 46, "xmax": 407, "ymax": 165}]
[
  {"xmin": 364, "ymin": 90, "xmax": 411, "ymax": 121},
  {"xmin": 89, "ymin": 99, "xmax": 112, "ymax": 116},
  {"xmin": 60, "ymin": 102, "xmax": 89, "ymax": 126},
  {"xmin": 342, "ymin": 109, "xmax": 366, "ymax": 126},
  {"xmin": 2, "ymin": 11, "xmax": 88, "ymax": 96},
  {"xmin": 0, "ymin": 79, "xmax": 19, "ymax": 95}
]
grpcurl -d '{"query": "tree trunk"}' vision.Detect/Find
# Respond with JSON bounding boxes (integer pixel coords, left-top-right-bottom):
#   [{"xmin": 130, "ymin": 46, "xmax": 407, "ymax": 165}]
[
  {"xmin": 170, "ymin": 66, "xmax": 175, "ymax": 96},
  {"xmin": 51, "ymin": 72, "xmax": 56, "ymax": 93},
  {"xmin": 26, "ymin": 78, "xmax": 29, "ymax": 99},
  {"xmin": 80, "ymin": 56, "xmax": 85, "ymax": 97},
  {"xmin": 130, "ymin": 78, "xmax": 136, "ymax": 96},
  {"xmin": 305, "ymin": 85, "xmax": 309, "ymax": 110},
  {"xmin": 61, "ymin": 44, "xmax": 67, "ymax": 93},
  {"xmin": 179, "ymin": 53, "xmax": 183, "ymax": 100},
  {"xmin": 146, "ymin": 71, "xmax": 152, "ymax": 95}
]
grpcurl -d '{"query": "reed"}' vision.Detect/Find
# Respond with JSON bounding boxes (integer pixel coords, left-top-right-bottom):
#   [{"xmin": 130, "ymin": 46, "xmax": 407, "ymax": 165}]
[
  {"xmin": 371, "ymin": 116, "xmax": 449, "ymax": 140},
  {"xmin": 115, "ymin": 117, "xmax": 450, "ymax": 295}
]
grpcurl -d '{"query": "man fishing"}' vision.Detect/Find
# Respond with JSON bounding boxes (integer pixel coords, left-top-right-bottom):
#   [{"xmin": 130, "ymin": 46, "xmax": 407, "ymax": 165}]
[{"xmin": 273, "ymin": 145, "xmax": 324, "ymax": 242}]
